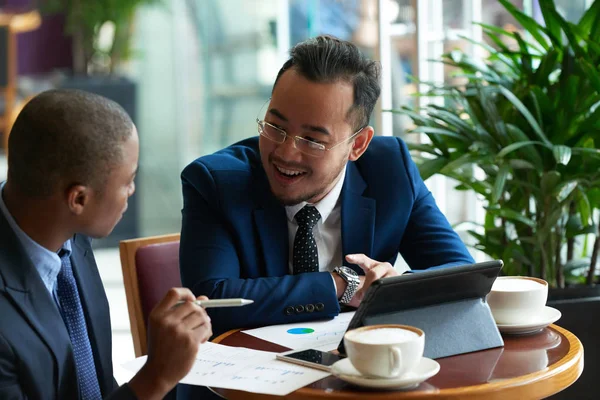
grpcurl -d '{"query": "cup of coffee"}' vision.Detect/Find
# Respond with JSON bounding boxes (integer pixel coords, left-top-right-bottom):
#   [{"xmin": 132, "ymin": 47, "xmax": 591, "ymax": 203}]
[
  {"xmin": 487, "ymin": 276, "xmax": 548, "ymax": 325},
  {"xmin": 343, "ymin": 324, "xmax": 424, "ymax": 379}
]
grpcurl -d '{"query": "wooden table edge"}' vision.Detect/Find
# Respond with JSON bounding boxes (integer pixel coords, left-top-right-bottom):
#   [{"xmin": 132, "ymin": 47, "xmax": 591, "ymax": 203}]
[
  {"xmin": 213, "ymin": 328, "xmax": 243, "ymax": 344},
  {"xmin": 211, "ymin": 324, "xmax": 584, "ymax": 399}
]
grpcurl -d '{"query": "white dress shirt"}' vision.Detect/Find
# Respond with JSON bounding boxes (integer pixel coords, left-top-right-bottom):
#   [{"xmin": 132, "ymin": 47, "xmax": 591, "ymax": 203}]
[{"xmin": 286, "ymin": 165, "xmax": 346, "ymax": 275}]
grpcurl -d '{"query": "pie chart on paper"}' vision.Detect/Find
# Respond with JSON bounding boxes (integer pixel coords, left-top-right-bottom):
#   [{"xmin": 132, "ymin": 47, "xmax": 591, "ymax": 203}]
[
  {"xmin": 287, "ymin": 328, "xmax": 315, "ymax": 334},
  {"xmin": 242, "ymin": 311, "xmax": 356, "ymax": 351}
]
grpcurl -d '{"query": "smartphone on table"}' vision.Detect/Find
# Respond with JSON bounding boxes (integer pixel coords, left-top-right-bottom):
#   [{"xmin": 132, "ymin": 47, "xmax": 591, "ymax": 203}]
[{"xmin": 276, "ymin": 348, "xmax": 346, "ymax": 372}]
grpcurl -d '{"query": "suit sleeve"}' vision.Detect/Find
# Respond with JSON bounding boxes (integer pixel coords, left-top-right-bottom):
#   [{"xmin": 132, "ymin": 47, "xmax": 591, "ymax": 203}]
[
  {"xmin": 396, "ymin": 138, "xmax": 475, "ymax": 270},
  {"xmin": 180, "ymin": 162, "xmax": 340, "ymax": 335},
  {"xmin": 0, "ymin": 332, "xmax": 136, "ymax": 400},
  {"xmin": 0, "ymin": 333, "xmax": 25, "ymax": 400}
]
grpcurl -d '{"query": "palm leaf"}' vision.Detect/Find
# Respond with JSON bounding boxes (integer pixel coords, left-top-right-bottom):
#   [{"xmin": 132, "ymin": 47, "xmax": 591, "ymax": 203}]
[
  {"xmin": 496, "ymin": 141, "xmax": 546, "ymax": 159},
  {"xmin": 417, "ymin": 157, "xmax": 448, "ymax": 180},
  {"xmin": 544, "ymin": 5, "xmax": 587, "ymax": 58},
  {"xmin": 410, "ymin": 126, "xmax": 470, "ymax": 143},
  {"xmin": 552, "ymin": 145, "xmax": 572, "ymax": 165},
  {"xmin": 491, "ymin": 165, "xmax": 510, "ymax": 204},
  {"xmin": 539, "ymin": 0, "xmax": 563, "ymax": 45},
  {"xmin": 578, "ymin": 0, "xmax": 600, "ymax": 43},
  {"xmin": 498, "ymin": 86, "xmax": 551, "ymax": 145},
  {"xmin": 487, "ymin": 207, "xmax": 537, "ymax": 228},
  {"xmin": 498, "ymin": 0, "xmax": 551, "ymax": 50}
]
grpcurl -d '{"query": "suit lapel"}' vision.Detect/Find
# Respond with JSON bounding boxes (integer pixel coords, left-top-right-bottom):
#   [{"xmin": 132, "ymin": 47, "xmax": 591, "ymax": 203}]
[
  {"xmin": 341, "ymin": 162, "xmax": 376, "ymax": 274},
  {"xmin": 0, "ymin": 212, "xmax": 73, "ymax": 392},
  {"xmin": 70, "ymin": 235, "xmax": 112, "ymax": 395},
  {"xmin": 252, "ymin": 168, "xmax": 289, "ymax": 277}
]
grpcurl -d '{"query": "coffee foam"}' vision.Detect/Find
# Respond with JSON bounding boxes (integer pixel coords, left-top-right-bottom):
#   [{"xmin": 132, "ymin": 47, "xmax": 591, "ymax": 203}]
[
  {"xmin": 350, "ymin": 328, "xmax": 419, "ymax": 344},
  {"xmin": 492, "ymin": 278, "xmax": 545, "ymax": 292}
]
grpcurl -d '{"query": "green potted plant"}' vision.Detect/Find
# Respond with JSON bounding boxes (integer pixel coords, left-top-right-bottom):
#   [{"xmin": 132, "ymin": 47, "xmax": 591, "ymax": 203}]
[
  {"xmin": 43, "ymin": 0, "xmax": 160, "ymax": 75},
  {"xmin": 397, "ymin": 1, "xmax": 600, "ymax": 397},
  {"xmin": 400, "ymin": 0, "xmax": 600, "ymax": 290}
]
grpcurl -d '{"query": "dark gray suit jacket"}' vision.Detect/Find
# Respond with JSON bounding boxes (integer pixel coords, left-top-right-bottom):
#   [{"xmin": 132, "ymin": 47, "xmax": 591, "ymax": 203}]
[{"xmin": 0, "ymin": 211, "xmax": 136, "ymax": 399}]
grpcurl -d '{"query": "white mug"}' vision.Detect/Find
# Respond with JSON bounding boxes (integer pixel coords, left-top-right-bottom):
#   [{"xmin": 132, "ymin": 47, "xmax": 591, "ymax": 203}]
[
  {"xmin": 343, "ymin": 324, "xmax": 424, "ymax": 379},
  {"xmin": 487, "ymin": 276, "xmax": 548, "ymax": 325}
]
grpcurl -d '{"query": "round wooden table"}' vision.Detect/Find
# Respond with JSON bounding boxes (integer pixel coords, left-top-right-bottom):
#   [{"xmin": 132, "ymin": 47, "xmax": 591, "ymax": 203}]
[{"xmin": 211, "ymin": 324, "xmax": 583, "ymax": 399}]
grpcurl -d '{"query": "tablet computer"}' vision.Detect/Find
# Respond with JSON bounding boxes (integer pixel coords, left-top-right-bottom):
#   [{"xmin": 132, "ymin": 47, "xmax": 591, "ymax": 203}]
[{"xmin": 337, "ymin": 260, "xmax": 504, "ymax": 359}]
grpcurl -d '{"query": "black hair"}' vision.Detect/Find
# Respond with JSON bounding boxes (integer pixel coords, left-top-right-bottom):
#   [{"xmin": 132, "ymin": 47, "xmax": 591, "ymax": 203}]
[
  {"xmin": 7, "ymin": 89, "xmax": 134, "ymax": 197},
  {"xmin": 273, "ymin": 35, "xmax": 381, "ymax": 130}
]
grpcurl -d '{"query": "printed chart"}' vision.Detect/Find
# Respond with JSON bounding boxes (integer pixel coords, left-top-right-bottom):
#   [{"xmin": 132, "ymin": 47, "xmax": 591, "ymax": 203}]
[
  {"xmin": 243, "ymin": 311, "xmax": 355, "ymax": 351},
  {"xmin": 122, "ymin": 341, "xmax": 329, "ymax": 396}
]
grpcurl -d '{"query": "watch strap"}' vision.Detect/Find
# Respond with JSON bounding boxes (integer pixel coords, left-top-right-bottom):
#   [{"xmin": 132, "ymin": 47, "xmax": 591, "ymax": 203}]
[{"xmin": 334, "ymin": 266, "xmax": 360, "ymax": 305}]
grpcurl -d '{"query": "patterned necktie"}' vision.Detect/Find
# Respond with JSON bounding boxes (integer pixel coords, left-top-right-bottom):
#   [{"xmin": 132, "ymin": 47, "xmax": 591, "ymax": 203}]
[
  {"xmin": 293, "ymin": 205, "xmax": 322, "ymax": 274},
  {"xmin": 57, "ymin": 249, "xmax": 102, "ymax": 400}
]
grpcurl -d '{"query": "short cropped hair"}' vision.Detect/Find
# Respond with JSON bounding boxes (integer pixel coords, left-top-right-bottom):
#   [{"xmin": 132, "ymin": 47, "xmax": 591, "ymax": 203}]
[
  {"xmin": 273, "ymin": 35, "xmax": 381, "ymax": 131},
  {"xmin": 7, "ymin": 89, "xmax": 134, "ymax": 198}
]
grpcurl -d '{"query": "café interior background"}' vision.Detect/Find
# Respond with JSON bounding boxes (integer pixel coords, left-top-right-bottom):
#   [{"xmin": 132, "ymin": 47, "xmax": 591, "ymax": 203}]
[{"xmin": 0, "ymin": 0, "xmax": 592, "ymax": 380}]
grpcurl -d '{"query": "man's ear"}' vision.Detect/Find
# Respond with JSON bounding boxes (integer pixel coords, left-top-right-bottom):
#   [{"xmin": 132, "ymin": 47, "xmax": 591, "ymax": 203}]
[
  {"xmin": 66, "ymin": 185, "xmax": 91, "ymax": 215},
  {"xmin": 348, "ymin": 126, "xmax": 374, "ymax": 161}
]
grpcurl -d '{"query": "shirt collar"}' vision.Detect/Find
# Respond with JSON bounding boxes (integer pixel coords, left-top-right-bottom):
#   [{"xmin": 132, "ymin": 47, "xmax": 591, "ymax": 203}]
[
  {"xmin": 0, "ymin": 181, "xmax": 71, "ymax": 293},
  {"xmin": 285, "ymin": 164, "xmax": 347, "ymax": 224}
]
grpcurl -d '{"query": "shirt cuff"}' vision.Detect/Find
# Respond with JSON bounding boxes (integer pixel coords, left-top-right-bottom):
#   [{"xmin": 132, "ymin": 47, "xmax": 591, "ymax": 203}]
[{"xmin": 330, "ymin": 272, "xmax": 338, "ymax": 297}]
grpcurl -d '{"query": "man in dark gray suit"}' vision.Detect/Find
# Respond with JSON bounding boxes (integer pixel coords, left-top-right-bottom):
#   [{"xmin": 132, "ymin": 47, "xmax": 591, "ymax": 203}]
[{"xmin": 0, "ymin": 89, "xmax": 212, "ymax": 399}]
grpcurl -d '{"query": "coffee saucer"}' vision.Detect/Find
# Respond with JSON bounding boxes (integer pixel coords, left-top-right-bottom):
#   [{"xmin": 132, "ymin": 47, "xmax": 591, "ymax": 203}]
[
  {"xmin": 496, "ymin": 306, "xmax": 561, "ymax": 335},
  {"xmin": 331, "ymin": 357, "xmax": 440, "ymax": 390}
]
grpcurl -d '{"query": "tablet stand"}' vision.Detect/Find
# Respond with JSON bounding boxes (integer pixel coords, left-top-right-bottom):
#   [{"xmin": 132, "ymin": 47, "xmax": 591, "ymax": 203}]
[{"xmin": 365, "ymin": 297, "xmax": 503, "ymax": 359}]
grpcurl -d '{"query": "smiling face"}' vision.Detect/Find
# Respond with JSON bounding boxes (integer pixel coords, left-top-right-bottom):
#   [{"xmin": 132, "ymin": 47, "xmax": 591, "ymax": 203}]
[{"xmin": 259, "ymin": 69, "xmax": 365, "ymax": 206}]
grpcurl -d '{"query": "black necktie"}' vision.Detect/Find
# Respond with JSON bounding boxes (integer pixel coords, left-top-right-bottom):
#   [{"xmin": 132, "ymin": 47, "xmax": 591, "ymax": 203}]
[{"xmin": 293, "ymin": 205, "xmax": 322, "ymax": 274}]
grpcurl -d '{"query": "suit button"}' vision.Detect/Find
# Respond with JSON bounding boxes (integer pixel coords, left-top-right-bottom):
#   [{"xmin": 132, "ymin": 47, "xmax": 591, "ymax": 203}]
[
  {"xmin": 306, "ymin": 304, "xmax": 315, "ymax": 313},
  {"xmin": 315, "ymin": 302, "xmax": 325, "ymax": 312},
  {"xmin": 284, "ymin": 306, "xmax": 294, "ymax": 316},
  {"xmin": 295, "ymin": 305, "xmax": 305, "ymax": 313}
]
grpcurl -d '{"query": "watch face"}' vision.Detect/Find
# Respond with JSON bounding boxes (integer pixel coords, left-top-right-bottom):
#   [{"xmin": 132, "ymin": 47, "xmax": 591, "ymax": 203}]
[{"xmin": 340, "ymin": 266, "xmax": 358, "ymax": 276}]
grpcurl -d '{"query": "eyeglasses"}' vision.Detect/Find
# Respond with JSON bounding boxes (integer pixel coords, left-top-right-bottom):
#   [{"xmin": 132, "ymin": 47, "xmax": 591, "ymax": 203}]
[{"xmin": 256, "ymin": 119, "xmax": 364, "ymax": 158}]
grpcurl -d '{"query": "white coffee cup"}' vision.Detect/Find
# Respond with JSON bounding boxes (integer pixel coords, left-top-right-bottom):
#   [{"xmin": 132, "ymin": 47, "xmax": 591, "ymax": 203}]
[
  {"xmin": 343, "ymin": 324, "xmax": 424, "ymax": 379},
  {"xmin": 487, "ymin": 276, "xmax": 548, "ymax": 325}
]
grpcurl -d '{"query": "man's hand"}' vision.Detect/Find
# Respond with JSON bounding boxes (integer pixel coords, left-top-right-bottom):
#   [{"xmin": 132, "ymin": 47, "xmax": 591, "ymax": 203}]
[
  {"xmin": 345, "ymin": 254, "xmax": 399, "ymax": 307},
  {"xmin": 128, "ymin": 288, "xmax": 212, "ymax": 400}
]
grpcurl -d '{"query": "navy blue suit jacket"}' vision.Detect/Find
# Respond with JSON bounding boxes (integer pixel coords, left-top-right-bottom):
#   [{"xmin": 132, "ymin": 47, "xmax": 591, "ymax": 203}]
[
  {"xmin": 0, "ymin": 211, "xmax": 135, "ymax": 399},
  {"xmin": 180, "ymin": 136, "xmax": 474, "ymax": 337}
]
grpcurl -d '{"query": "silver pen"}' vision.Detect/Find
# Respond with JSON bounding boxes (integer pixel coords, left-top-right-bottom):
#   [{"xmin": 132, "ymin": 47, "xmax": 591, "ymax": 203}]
[{"xmin": 175, "ymin": 298, "xmax": 254, "ymax": 308}]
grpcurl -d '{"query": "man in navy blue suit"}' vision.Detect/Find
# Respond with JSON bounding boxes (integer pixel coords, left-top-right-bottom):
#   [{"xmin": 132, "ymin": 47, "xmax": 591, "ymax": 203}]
[
  {"xmin": 180, "ymin": 35, "xmax": 474, "ymax": 338},
  {"xmin": 0, "ymin": 89, "xmax": 212, "ymax": 399}
]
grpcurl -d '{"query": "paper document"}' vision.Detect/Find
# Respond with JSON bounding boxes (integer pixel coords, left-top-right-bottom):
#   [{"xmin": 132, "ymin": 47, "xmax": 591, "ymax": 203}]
[
  {"xmin": 122, "ymin": 341, "xmax": 329, "ymax": 396},
  {"xmin": 243, "ymin": 311, "xmax": 355, "ymax": 351}
]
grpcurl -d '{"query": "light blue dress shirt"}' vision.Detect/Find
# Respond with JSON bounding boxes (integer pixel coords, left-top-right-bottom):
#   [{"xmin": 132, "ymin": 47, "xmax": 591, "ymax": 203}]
[{"xmin": 0, "ymin": 181, "xmax": 71, "ymax": 299}]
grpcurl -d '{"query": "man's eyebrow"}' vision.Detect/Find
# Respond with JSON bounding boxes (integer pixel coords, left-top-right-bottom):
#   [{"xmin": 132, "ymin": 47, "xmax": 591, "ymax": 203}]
[
  {"xmin": 131, "ymin": 167, "xmax": 138, "ymax": 179},
  {"xmin": 268, "ymin": 108, "xmax": 288, "ymax": 122},
  {"xmin": 300, "ymin": 124, "xmax": 330, "ymax": 136},
  {"xmin": 268, "ymin": 108, "xmax": 330, "ymax": 136}
]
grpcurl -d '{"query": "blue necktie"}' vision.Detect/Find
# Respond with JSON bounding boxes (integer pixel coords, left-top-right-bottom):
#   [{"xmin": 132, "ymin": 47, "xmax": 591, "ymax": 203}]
[{"xmin": 57, "ymin": 249, "xmax": 102, "ymax": 400}]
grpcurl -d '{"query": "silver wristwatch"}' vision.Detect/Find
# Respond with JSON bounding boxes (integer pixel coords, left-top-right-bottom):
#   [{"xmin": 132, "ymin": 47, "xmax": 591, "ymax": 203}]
[{"xmin": 334, "ymin": 266, "xmax": 360, "ymax": 305}]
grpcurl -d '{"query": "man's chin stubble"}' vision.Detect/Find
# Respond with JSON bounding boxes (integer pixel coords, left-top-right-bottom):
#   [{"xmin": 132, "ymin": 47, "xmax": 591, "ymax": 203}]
[{"xmin": 272, "ymin": 189, "xmax": 322, "ymax": 207}]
